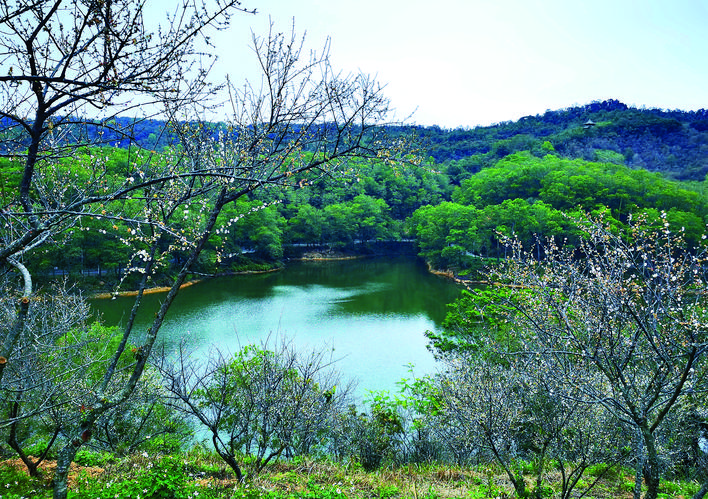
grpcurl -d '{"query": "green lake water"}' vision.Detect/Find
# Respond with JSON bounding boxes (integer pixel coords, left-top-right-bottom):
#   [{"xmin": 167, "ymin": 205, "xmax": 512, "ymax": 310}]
[{"xmin": 91, "ymin": 256, "xmax": 463, "ymax": 399}]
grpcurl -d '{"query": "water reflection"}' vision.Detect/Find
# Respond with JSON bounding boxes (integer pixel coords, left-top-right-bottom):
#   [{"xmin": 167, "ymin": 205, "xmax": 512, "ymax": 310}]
[{"xmin": 92, "ymin": 257, "xmax": 463, "ymax": 398}]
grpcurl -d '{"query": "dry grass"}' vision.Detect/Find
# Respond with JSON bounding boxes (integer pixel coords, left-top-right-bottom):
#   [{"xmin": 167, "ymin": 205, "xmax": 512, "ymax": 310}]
[
  {"xmin": 1, "ymin": 457, "xmax": 104, "ymax": 489},
  {"xmin": 90, "ymin": 279, "xmax": 201, "ymax": 299}
]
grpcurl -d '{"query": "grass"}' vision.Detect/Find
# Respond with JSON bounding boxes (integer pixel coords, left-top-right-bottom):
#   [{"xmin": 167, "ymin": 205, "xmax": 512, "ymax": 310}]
[{"xmin": 0, "ymin": 452, "xmax": 702, "ymax": 499}]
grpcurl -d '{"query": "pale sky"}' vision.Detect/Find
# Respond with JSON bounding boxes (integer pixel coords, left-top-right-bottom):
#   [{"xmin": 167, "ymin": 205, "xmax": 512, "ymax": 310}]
[{"xmin": 174, "ymin": 0, "xmax": 708, "ymax": 129}]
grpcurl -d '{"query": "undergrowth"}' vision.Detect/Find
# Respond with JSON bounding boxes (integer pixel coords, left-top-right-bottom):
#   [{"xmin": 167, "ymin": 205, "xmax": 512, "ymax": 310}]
[{"xmin": 0, "ymin": 451, "xmax": 701, "ymax": 499}]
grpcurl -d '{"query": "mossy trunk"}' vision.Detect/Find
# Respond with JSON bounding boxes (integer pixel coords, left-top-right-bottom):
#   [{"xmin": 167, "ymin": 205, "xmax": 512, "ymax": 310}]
[
  {"xmin": 52, "ymin": 440, "xmax": 80, "ymax": 499},
  {"xmin": 692, "ymin": 480, "xmax": 708, "ymax": 499},
  {"xmin": 640, "ymin": 424, "xmax": 661, "ymax": 499}
]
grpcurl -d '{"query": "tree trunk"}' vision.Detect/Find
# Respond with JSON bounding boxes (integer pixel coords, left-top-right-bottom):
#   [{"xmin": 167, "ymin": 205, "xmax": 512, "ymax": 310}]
[
  {"xmin": 6, "ymin": 401, "xmax": 58, "ymax": 478},
  {"xmin": 633, "ymin": 429, "xmax": 644, "ymax": 499},
  {"xmin": 213, "ymin": 434, "xmax": 243, "ymax": 482},
  {"xmin": 692, "ymin": 481, "xmax": 708, "ymax": 499},
  {"xmin": 8, "ymin": 417, "xmax": 40, "ymax": 477},
  {"xmin": 52, "ymin": 440, "xmax": 80, "ymax": 499},
  {"xmin": 488, "ymin": 439, "xmax": 527, "ymax": 498},
  {"xmin": 641, "ymin": 425, "xmax": 661, "ymax": 499}
]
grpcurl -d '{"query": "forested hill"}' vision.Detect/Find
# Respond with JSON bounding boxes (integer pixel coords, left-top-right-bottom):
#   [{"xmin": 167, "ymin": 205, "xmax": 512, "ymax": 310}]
[
  {"xmin": 5, "ymin": 99, "xmax": 708, "ymax": 281},
  {"xmin": 37, "ymin": 99, "xmax": 707, "ymax": 181},
  {"xmin": 405, "ymin": 99, "xmax": 708, "ymax": 181}
]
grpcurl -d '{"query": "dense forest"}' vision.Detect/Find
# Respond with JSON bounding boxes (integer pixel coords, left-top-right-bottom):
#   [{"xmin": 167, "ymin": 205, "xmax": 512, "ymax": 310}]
[
  {"xmin": 9, "ymin": 100, "xmax": 708, "ymax": 283},
  {"xmin": 47, "ymin": 99, "xmax": 708, "ymax": 180},
  {"xmin": 417, "ymin": 99, "xmax": 708, "ymax": 180}
]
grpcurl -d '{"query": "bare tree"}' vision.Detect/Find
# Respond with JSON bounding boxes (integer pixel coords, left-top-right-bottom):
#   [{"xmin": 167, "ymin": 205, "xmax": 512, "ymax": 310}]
[
  {"xmin": 90, "ymin": 366, "xmax": 193, "ymax": 457},
  {"xmin": 487, "ymin": 214, "xmax": 708, "ymax": 499},
  {"xmin": 431, "ymin": 352, "xmax": 627, "ymax": 499},
  {"xmin": 0, "ymin": 0, "xmax": 254, "ymax": 386},
  {"xmin": 158, "ymin": 338, "xmax": 352, "ymax": 481},
  {"xmin": 0, "ymin": 1, "xmax": 408, "ymax": 497},
  {"xmin": 0, "ymin": 281, "xmax": 98, "ymax": 477}
]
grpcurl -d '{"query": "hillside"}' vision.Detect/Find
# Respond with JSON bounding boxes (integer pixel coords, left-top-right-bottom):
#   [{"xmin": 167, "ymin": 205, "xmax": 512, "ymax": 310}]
[
  {"xmin": 408, "ymin": 99, "xmax": 708, "ymax": 182},
  {"xmin": 5, "ymin": 99, "xmax": 708, "ymax": 281},
  {"xmin": 5, "ymin": 99, "xmax": 700, "ymax": 181},
  {"xmin": 12, "ymin": 99, "xmax": 704, "ymax": 182}
]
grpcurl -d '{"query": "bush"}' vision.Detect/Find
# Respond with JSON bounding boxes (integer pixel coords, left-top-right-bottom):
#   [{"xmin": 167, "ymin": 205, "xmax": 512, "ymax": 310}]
[
  {"xmin": 331, "ymin": 393, "xmax": 406, "ymax": 471},
  {"xmin": 73, "ymin": 449, "xmax": 114, "ymax": 468},
  {"xmin": 73, "ymin": 455, "xmax": 189, "ymax": 499},
  {"xmin": 0, "ymin": 462, "xmax": 51, "ymax": 498},
  {"xmin": 158, "ymin": 338, "xmax": 351, "ymax": 480}
]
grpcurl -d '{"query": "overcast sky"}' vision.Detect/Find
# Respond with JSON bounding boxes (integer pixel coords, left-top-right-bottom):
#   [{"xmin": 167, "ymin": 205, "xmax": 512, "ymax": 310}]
[{"xmin": 183, "ymin": 0, "xmax": 708, "ymax": 129}]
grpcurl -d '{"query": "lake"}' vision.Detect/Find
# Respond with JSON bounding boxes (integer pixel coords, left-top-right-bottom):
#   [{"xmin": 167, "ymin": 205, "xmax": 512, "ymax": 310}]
[{"xmin": 91, "ymin": 256, "xmax": 463, "ymax": 400}]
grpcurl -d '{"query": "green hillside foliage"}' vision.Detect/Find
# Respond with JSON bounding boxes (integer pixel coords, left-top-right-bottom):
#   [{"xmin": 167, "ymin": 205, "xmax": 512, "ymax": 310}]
[
  {"xmin": 409, "ymin": 149, "xmax": 708, "ymax": 270},
  {"xmin": 453, "ymin": 152, "xmax": 706, "ymax": 217},
  {"xmin": 6, "ymin": 100, "xmax": 708, "ymax": 280},
  {"xmin": 406, "ymin": 99, "xmax": 708, "ymax": 182}
]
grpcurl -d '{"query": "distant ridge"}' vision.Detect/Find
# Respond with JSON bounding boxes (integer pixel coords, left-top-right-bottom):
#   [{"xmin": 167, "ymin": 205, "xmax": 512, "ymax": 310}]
[
  {"xmin": 4, "ymin": 100, "xmax": 706, "ymax": 180},
  {"xmin": 407, "ymin": 99, "xmax": 708, "ymax": 181}
]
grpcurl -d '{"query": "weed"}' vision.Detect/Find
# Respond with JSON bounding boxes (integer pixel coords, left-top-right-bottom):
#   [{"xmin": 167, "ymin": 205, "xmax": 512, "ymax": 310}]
[
  {"xmin": 73, "ymin": 449, "xmax": 114, "ymax": 468},
  {"xmin": 72, "ymin": 455, "xmax": 191, "ymax": 498},
  {"xmin": 658, "ymin": 478, "xmax": 701, "ymax": 498},
  {"xmin": 0, "ymin": 462, "xmax": 51, "ymax": 498},
  {"xmin": 376, "ymin": 483, "xmax": 400, "ymax": 498}
]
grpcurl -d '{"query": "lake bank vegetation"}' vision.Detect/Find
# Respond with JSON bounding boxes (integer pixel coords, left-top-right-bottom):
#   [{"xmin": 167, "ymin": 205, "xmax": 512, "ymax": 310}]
[
  {"xmin": 12, "ymin": 102, "xmax": 708, "ymax": 290},
  {"xmin": 2, "ymin": 451, "xmax": 701, "ymax": 498}
]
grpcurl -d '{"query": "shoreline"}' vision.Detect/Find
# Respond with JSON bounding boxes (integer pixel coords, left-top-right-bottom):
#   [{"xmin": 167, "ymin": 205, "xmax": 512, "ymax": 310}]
[
  {"xmin": 90, "ymin": 279, "xmax": 202, "ymax": 299},
  {"xmin": 90, "ymin": 250, "xmax": 416, "ymax": 299},
  {"xmin": 426, "ymin": 261, "xmax": 488, "ymax": 287},
  {"xmin": 90, "ymin": 267, "xmax": 284, "ymax": 299},
  {"xmin": 296, "ymin": 255, "xmax": 364, "ymax": 262},
  {"xmin": 89, "ymin": 256, "xmax": 359, "ymax": 299}
]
